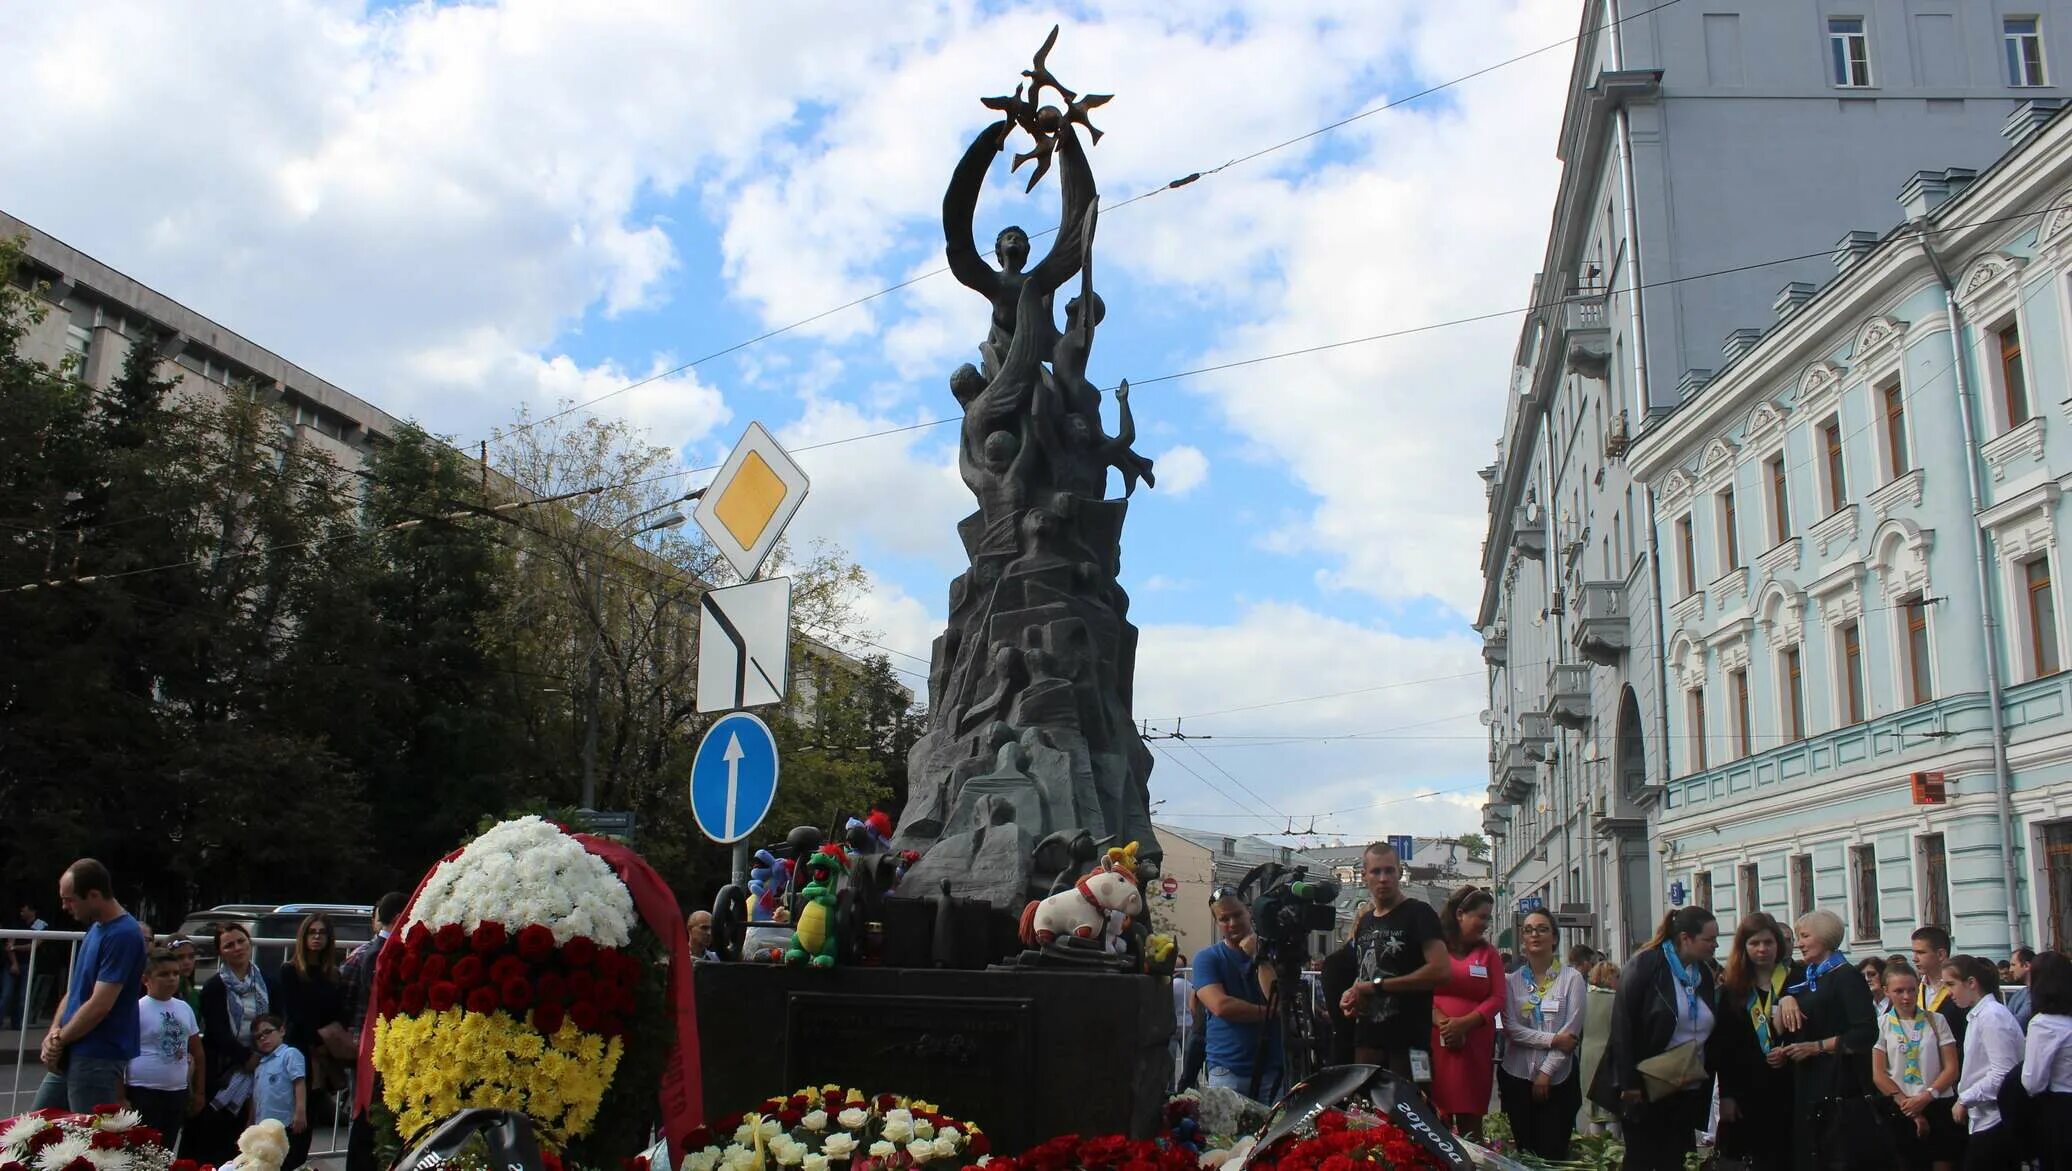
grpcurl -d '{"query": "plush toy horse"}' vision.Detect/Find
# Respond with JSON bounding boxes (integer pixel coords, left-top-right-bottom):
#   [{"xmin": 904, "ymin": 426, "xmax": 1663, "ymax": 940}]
[
  {"xmin": 748, "ymin": 849, "xmax": 792, "ymax": 921},
  {"xmin": 1018, "ymin": 867, "xmax": 1145, "ymax": 948},
  {"xmin": 785, "ymin": 844, "xmax": 847, "ymax": 968}
]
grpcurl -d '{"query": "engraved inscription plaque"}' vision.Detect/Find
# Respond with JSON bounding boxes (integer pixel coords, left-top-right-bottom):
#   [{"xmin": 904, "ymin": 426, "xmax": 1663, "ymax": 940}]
[{"xmin": 785, "ymin": 993, "xmax": 1036, "ymax": 1147}]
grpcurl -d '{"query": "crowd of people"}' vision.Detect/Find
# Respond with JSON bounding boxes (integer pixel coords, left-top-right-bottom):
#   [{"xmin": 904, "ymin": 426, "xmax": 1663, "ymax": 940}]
[
  {"xmin": 1178, "ymin": 840, "xmax": 2072, "ymax": 1171},
  {"xmin": 15, "ymin": 858, "xmax": 406, "ymax": 1171}
]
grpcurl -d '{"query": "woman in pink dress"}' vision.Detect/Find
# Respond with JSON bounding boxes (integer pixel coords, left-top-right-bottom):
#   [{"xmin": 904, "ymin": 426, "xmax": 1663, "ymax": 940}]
[{"xmin": 1429, "ymin": 885, "xmax": 1502, "ymax": 1137}]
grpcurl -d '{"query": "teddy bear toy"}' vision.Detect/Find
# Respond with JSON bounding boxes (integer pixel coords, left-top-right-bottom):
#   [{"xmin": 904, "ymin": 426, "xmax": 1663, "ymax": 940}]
[{"xmin": 223, "ymin": 1119, "xmax": 290, "ymax": 1171}]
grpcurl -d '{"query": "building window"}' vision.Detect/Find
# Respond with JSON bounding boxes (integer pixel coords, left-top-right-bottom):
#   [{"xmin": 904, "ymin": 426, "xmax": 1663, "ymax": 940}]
[
  {"xmin": 1838, "ymin": 621, "xmax": 1866, "ymax": 724},
  {"xmin": 2028, "ymin": 557, "xmax": 2061, "ymax": 677},
  {"xmin": 1829, "ymin": 17, "xmax": 1874, "ymax": 87},
  {"xmin": 1822, "ymin": 417, "xmax": 1848, "ymax": 514},
  {"xmin": 1782, "ymin": 646, "xmax": 1807, "ymax": 742},
  {"xmin": 1739, "ymin": 863, "xmax": 1760, "ymax": 914},
  {"xmin": 1919, "ymin": 834, "xmax": 1951, "ymax": 931},
  {"xmin": 1688, "ymin": 686, "xmax": 1708, "ymax": 772},
  {"xmin": 2001, "ymin": 323, "xmax": 2031, "ymax": 429},
  {"xmin": 1791, "ymin": 853, "xmax": 1815, "ymax": 919},
  {"xmin": 63, "ymin": 323, "xmax": 91, "ymax": 377},
  {"xmin": 1767, "ymin": 454, "xmax": 1792, "ymax": 545},
  {"xmin": 1719, "ymin": 487, "xmax": 1741, "ymax": 570},
  {"xmin": 1905, "ymin": 595, "xmax": 1934, "ymax": 705},
  {"xmin": 2007, "ymin": 17, "xmax": 2048, "ymax": 86},
  {"xmin": 1676, "ymin": 514, "xmax": 1697, "ymax": 597},
  {"xmin": 1730, "ymin": 668, "xmax": 1753, "ymax": 758},
  {"xmin": 1851, "ymin": 844, "xmax": 1880, "ymax": 941},
  {"xmin": 1883, "ymin": 382, "xmax": 1910, "ymax": 479},
  {"xmin": 1694, "ymin": 870, "xmax": 1714, "ymax": 909}
]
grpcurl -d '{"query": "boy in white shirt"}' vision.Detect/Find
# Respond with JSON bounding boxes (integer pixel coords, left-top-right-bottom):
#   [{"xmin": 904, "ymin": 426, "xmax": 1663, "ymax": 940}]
[{"xmin": 126, "ymin": 949, "xmax": 203, "ymax": 1151}]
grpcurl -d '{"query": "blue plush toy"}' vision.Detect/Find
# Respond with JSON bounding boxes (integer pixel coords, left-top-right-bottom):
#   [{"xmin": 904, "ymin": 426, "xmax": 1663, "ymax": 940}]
[{"xmin": 748, "ymin": 848, "xmax": 792, "ymax": 921}]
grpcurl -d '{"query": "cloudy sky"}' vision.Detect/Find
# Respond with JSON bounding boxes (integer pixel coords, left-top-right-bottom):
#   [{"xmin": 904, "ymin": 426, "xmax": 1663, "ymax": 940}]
[{"xmin": 1, "ymin": 0, "xmax": 1580, "ymax": 846}]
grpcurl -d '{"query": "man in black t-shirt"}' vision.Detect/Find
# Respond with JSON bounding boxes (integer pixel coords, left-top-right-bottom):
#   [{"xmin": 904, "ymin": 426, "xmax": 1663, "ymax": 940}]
[{"xmin": 1336, "ymin": 840, "xmax": 1448, "ymax": 1080}]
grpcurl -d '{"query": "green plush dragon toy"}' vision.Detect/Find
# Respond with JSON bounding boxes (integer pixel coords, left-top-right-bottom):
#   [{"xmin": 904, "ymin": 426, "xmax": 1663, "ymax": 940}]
[{"xmin": 784, "ymin": 843, "xmax": 846, "ymax": 968}]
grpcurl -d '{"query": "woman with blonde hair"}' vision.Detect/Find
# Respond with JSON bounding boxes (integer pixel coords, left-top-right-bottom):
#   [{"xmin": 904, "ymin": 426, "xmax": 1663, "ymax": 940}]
[
  {"xmin": 1715, "ymin": 912, "xmax": 1799, "ymax": 1169},
  {"xmin": 1772, "ymin": 909, "xmax": 1880, "ymax": 1170}
]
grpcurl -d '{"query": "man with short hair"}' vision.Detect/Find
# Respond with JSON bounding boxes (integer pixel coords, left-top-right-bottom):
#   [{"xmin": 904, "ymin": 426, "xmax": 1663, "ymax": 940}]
[
  {"xmin": 342, "ymin": 892, "xmax": 406, "ymax": 1171},
  {"xmin": 1912, "ymin": 925, "xmax": 1965, "ymax": 1049},
  {"xmin": 1192, "ymin": 890, "xmax": 1282, "ymax": 1102},
  {"xmin": 2006, "ymin": 946, "xmax": 2038, "ymax": 1028},
  {"xmin": 1338, "ymin": 840, "xmax": 1448, "ymax": 1080},
  {"xmin": 35, "ymin": 859, "xmax": 148, "ymax": 1112},
  {"xmin": 687, "ymin": 910, "xmax": 719, "ymax": 962}
]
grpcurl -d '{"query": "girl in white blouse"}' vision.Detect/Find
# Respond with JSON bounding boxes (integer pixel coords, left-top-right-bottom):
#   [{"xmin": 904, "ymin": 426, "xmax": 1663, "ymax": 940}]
[
  {"xmin": 1499, "ymin": 907, "xmax": 1587, "ymax": 1162},
  {"xmin": 1869, "ymin": 960, "xmax": 1960, "ymax": 1171},
  {"xmin": 2022, "ymin": 951, "xmax": 2072, "ymax": 1170}
]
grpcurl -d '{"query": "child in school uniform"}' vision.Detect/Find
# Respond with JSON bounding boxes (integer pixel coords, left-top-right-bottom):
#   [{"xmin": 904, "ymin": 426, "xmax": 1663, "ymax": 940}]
[{"xmin": 248, "ymin": 1013, "xmax": 309, "ymax": 1170}]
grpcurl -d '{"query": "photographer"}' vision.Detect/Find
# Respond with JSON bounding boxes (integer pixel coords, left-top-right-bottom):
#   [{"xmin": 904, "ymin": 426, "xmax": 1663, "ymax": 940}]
[
  {"xmin": 1337, "ymin": 840, "xmax": 1448, "ymax": 1080},
  {"xmin": 1193, "ymin": 888, "xmax": 1283, "ymax": 1103}
]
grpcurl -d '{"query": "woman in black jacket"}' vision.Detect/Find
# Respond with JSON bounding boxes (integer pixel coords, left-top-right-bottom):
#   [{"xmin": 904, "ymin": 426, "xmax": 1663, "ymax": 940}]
[
  {"xmin": 1715, "ymin": 912, "xmax": 1802, "ymax": 1170},
  {"xmin": 191, "ymin": 921, "xmax": 283, "ymax": 1166},
  {"xmin": 1589, "ymin": 906, "xmax": 1720, "ymax": 1171},
  {"xmin": 1772, "ymin": 909, "xmax": 1880, "ymax": 1171}
]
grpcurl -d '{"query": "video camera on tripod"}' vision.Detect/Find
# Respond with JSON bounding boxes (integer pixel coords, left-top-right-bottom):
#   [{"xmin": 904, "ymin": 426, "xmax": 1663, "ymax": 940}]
[{"xmin": 1236, "ymin": 860, "xmax": 1340, "ymax": 965}]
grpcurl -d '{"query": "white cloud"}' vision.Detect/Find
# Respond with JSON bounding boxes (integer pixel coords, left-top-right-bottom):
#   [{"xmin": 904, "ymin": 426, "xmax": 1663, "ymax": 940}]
[
  {"xmin": 1154, "ymin": 444, "xmax": 1209, "ymax": 497},
  {"xmin": 1135, "ymin": 602, "xmax": 1487, "ymax": 841}
]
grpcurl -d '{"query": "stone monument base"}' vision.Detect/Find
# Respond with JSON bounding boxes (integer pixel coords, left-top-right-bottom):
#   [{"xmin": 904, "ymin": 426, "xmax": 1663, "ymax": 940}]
[{"xmin": 693, "ymin": 963, "xmax": 1175, "ymax": 1152}]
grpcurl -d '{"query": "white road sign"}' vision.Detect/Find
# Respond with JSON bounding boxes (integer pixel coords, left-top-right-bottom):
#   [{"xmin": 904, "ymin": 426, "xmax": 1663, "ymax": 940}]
[
  {"xmin": 696, "ymin": 576, "xmax": 792, "ymax": 713},
  {"xmin": 692, "ymin": 422, "xmax": 810, "ymax": 582}
]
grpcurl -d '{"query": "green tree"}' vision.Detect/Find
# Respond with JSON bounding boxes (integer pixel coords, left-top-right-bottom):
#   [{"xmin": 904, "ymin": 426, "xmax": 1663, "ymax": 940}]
[{"xmin": 1456, "ymin": 832, "xmax": 1489, "ymax": 861}]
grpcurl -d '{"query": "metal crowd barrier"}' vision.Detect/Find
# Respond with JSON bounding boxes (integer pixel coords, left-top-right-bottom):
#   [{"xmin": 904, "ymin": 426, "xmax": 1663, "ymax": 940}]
[{"xmin": 0, "ymin": 929, "xmax": 353, "ymax": 1156}]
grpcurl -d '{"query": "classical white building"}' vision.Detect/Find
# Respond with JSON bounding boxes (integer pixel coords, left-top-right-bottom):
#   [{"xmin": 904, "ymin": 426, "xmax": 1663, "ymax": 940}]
[
  {"xmin": 1478, "ymin": 1, "xmax": 2072, "ymax": 958},
  {"xmin": 1629, "ymin": 104, "xmax": 2072, "ymax": 956}
]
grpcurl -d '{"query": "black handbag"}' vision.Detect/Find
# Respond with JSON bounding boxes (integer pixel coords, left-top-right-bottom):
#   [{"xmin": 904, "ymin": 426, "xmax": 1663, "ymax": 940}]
[{"xmin": 1815, "ymin": 1054, "xmax": 1904, "ymax": 1171}]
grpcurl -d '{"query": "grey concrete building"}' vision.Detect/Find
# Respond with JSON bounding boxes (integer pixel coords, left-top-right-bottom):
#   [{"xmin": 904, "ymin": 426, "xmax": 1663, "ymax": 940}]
[{"xmin": 1479, "ymin": 1, "xmax": 2072, "ymax": 958}]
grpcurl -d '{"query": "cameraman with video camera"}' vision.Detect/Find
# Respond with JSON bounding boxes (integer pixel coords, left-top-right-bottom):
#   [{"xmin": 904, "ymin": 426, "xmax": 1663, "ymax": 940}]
[
  {"xmin": 1193, "ymin": 888, "xmax": 1283, "ymax": 1103},
  {"xmin": 1338, "ymin": 840, "xmax": 1449, "ymax": 1081}
]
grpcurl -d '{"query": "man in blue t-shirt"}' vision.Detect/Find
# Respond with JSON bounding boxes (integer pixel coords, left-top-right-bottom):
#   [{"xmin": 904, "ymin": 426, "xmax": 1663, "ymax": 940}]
[
  {"xmin": 1192, "ymin": 890, "xmax": 1283, "ymax": 1103},
  {"xmin": 35, "ymin": 858, "xmax": 148, "ymax": 1113}
]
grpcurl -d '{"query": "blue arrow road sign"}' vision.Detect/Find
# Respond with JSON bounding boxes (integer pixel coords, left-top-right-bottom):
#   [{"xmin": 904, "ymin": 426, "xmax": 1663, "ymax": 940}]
[{"xmin": 690, "ymin": 712, "xmax": 780, "ymax": 844}]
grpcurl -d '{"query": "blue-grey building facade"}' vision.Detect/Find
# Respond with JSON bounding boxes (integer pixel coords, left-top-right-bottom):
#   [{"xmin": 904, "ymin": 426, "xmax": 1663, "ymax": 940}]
[
  {"xmin": 1629, "ymin": 105, "xmax": 2072, "ymax": 957},
  {"xmin": 1480, "ymin": 0, "xmax": 2072, "ymax": 958}
]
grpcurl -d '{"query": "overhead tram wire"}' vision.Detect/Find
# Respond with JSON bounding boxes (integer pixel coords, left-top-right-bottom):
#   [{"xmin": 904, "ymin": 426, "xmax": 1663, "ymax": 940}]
[
  {"xmin": 1147, "ymin": 739, "xmax": 1288, "ymax": 827},
  {"xmin": 478, "ymin": 199, "xmax": 2070, "ymax": 512},
  {"xmin": 472, "ymin": 0, "xmax": 1687, "ymax": 450},
  {"xmin": 10, "ymin": 200, "xmax": 2062, "ymax": 596}
]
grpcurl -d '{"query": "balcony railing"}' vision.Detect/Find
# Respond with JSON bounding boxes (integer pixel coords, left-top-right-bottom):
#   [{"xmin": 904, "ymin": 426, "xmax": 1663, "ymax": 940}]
[{"xmin": 1572, "ymin": 580, "xmax": 1631, "ymax": 665}]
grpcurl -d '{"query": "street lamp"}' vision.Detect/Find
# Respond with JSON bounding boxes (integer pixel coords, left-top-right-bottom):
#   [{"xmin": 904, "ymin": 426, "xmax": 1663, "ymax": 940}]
[{"xmin": 581, "ymin": 506, "xmax": 690, "ymax": 811}]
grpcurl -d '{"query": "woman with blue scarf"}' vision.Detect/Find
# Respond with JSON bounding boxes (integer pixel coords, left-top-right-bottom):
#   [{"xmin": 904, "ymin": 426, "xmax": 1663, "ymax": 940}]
[
  {"xmin": 194, "ymin": 921, "xmax": 281, "ymax": 1166},
  {"xmin": 1772, "ymin": 909, "xmax": 1880, "ymax": 1171},
  {"xmin": 1589, "ymin": 906, "xmax": 1719, "ymax": 1171}
]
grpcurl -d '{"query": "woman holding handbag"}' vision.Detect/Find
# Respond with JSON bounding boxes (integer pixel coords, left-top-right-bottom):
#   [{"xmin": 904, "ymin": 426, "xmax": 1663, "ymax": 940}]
[
  {"xmin": 1771, "ymin": 909, "xmax": 1881, "ymax": 1171},
  {"xmin": 1715, "ymin": 912, "xmax": 1801, "ymax": 1170},
  {"xmin": 1588, "ymin": 906, "xmax": 1719, "ymax": 1171}
]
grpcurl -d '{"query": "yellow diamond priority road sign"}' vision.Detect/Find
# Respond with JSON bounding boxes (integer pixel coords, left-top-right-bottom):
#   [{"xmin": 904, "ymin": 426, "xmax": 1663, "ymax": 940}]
[{"xmin": 693, "ymin": 422, "xmax": 809, "ymax": 581}]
